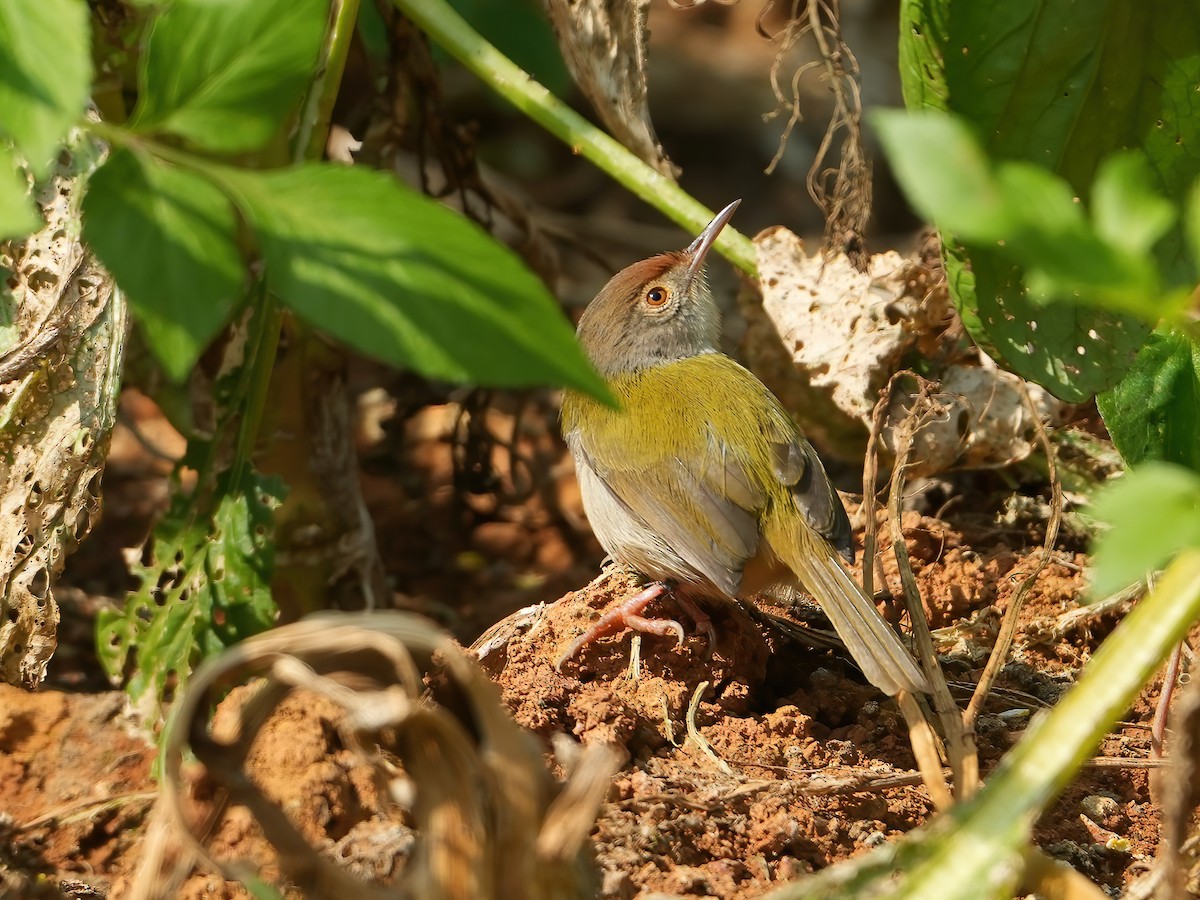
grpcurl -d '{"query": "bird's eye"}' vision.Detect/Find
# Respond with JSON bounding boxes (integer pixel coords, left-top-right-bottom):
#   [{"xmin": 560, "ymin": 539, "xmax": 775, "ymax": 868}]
[{"xmin": 645, "ymin": 285, "xmax": 670, "ymax": 307}]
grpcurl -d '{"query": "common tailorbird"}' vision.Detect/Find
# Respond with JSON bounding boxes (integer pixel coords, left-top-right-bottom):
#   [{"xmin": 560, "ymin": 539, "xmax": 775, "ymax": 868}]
[{"xmin": 558, "ymin": 200, "xmax": 929, "ymax": 696}]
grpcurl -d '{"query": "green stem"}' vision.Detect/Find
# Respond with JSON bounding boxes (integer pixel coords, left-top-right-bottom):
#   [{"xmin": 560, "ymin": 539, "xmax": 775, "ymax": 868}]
[
  {"xmin": 229, "ymin": 286, "xmax": 285, "ymax": 491},
  {"xmin": 768, "ymin": 549, "xmax": 1200, "ymax": 899},
  {"xmin": 901, "ymin": 549, "xmax": 1200, "ymax": 898},
  {"xmin": 236, "ymin": 0, "xmax": 359, "ymax": 480},
  {"xmin": 390, "ymin": 0, "xmax": 758, "ymax": 276},
  {"xmin": 295, "ymin": 0, "xmax": 361, "ymax": 163}
]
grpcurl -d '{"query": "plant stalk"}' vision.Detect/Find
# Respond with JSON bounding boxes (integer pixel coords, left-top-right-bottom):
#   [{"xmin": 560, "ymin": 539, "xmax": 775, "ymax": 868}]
[
  {"xmin": 390, "ymin": 0, "xmax": 758, "ymax": 276},
  {"xmin": 898, "ymin": 549, "xmax": 1200, "ymax": 898}
]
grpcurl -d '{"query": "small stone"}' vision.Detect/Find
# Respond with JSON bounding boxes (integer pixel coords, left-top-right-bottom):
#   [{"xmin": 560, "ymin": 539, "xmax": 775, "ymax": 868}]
[{"xmin": 1080, "ymin": 794, "xmax": 1121, "ymax": 823}]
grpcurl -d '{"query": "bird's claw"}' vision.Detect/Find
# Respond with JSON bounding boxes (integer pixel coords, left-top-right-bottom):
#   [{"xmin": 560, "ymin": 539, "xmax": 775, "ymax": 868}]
[
  {"xmin": 675, "ymin": 594, "xmax": 716, "ymax": 654},
  {"xmin": 622, "ymin": 613, "xmax": 686, "ymax": 646},
  {"xmin": 556, "ymin": 582, "xmax": 686, "ymax": 671}
]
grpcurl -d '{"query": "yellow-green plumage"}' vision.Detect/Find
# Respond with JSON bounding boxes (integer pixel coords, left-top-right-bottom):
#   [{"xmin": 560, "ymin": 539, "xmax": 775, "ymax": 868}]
[
  {"xmin": 562, "ymin": 202, "xmax": 928, "ymax": 695},
  {"xmin": 564, "ymin": 353, "xmax": 796, "ymax": 555}
]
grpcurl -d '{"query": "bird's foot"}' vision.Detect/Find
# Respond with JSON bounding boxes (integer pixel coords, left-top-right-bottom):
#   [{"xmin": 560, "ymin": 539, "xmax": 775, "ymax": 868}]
[
  {"xmin": 675, "ymin": 593, "xmax": 717, "ymax": 651},
  {"xmin": 556, "ymin": 582, "xmax": 686, "ymax": 671}
]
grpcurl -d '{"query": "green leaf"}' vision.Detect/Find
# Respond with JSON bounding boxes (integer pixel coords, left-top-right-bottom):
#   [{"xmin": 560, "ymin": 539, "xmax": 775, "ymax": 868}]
[
  {"xmin": 0, "ymin": 0, "xmax": 91, "ymax": 176},
  {"xmin": 877, "ymin": 113, "xmax": 1157, "ymax": 400},
  {"xmin": 222, "ymin": 163, "xmax": 610, "ymax": 398},
  {"xmin": 1098, "ymin": 328, "xmax": 1200, "ymax": 471},
  {"xmin": 872, "ymin": 111, "xmax": 1010, "ymax": 240},
  {"xmin": 876, "ymin": 113, "xmax": 1160, "ymax": 310},
  {"xmin": 130, "ymin": 0, "xmax": 328, "ymax": 153},
  {"xmin": 1089, "ymin": 463, "xmax": 1200, "ymax": 597},
  {"xmin": 1187, "ymin": 178, "xmax": 1200, "ymax": 271},
  {"xmin": 973, "ymin": 278, "xmax": 1149, "ymax": 402},
  {"xmin": 82, "ymin": 147, "xmax": 245, "ymax": 381},
  {"xmin": 1092, "ymin": 152, "xmax": 1176, "ymax": 255},
  {"xmin": 900, "ymin": 0, "xmax": 1200, "ymax": 202},
  {"xmin": 898, "ymin": 0, "xmax": 1199, "ymax": 400},
  {"xmin": 997, "ymin": 163, "xmax": 1161, "ymax": 312},
  {"xmin": 97, "ymin": 468, "xmax": 284, "ymax": 725},
  {"xmin": 0, "ymin": 146, "xmax": 40, "ymax": 239}
]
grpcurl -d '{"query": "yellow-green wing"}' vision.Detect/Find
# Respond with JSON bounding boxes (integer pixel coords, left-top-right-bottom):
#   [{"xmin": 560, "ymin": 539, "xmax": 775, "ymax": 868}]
[
  {"xmin": 564, "ymin": 353, "xmax": 853, "ymax": 591},
  {"xmin": 772, "ymin": 438, "xmax": 854, "ymax": 563}
]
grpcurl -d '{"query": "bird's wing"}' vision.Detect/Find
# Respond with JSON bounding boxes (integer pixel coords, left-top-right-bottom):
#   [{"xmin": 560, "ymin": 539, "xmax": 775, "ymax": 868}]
[
  {"xmin": 568, "ymin": 353, "xmax": 852, "ymax": 593},
  {"xmin": 771, "ymin": 439, "xmax": 855, "ymax": 564}
]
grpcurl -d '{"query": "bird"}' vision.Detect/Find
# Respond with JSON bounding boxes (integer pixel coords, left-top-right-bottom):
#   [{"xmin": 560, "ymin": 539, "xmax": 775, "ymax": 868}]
[{"xmin": 557, "ymin": 200, "xmax": 929, "ymax": 696}]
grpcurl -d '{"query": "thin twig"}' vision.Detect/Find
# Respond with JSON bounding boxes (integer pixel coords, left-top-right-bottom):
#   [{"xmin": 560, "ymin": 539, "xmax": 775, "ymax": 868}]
[
  {"xmin": 1084, "ymin": 756, "xmax": 1171, "ymax": 769},
  {"xmin": 686, "ymin": 681, "xmax": 734, "ymax": 776},
  {"xmin": 1159, "ymin": 673, "xmax": 1200, "ymax": 900},
  {"xmin": 861, "ymin": 377, "xmax": 889, "ymax": 599},
  {"xmin": 1048, "ymin": 583, "xmax": 1141, "ymax": 642},
  {"xmin": 887, "ymin": 375, "xmax": 977, "ymax": 799},
  {"xmin": 896, "ymin": 690, "xmax": 952, "ymax": 811},
  {"xmin": 862, "ymin": 371, "xmax": 914, "ymax": 605},
  {"xmin": 16, "ymin": 790, "xmax": 157, "ymax": 831},
  {"xmin": 1152, "ymin": 641, "xmax": 1184, "ymax": 759},
  {"xmin": 962, "ymin": 379, "xmax": 1063, "ymax": 761}
]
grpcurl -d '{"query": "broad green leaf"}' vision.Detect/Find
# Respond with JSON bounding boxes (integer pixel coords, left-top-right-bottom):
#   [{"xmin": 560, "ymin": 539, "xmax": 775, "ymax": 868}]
[
  {"xmin": 0, "ymin": 146, "xmax": 40, "ymax": 239},
  {"xmin": 1098, "ymin": 328, "xmax": 1200, "ymax": 472},
  {"xmin": 1089, "ymin": 463, "xmax": 1200, "ymax": 597},
  {"xmin": 961, "ymin": 255, "xmax": 1150, "ymax": 402},
  {"xmin": 130, "ymin": 0, "xmax": 328, "ymax": 153},
  {"xmin": 972, "ymin": 286, "xmax": 1145, "ymax": 401},
  {"xmin": 0, "ymin": 0, "xmax": 91, "ymax": 176},
  {"xmin": 898, "ymin": 0, "xmax": 1199, "ymax": 401},
  {"xmin": 83, "ymin": 148, "xmax": 244, "ymax": 381},
  {"xmin": 902, "ymin": 0, "xmax": 1200, "ymax": 231},
  {"xmin": 97, "ymin": 468, "xmax": 284, "ymax": 726},
  {"xmin": 222, "ymin": 163, "xmax": 610, "ymax": 398},
  {"xmin": 998, "ymin": 162, "xmax": 1160, "ymax": 311}
]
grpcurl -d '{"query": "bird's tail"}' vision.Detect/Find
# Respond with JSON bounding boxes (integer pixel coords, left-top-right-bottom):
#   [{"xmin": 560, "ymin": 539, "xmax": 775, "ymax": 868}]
[{"xmin": 772, "ymin": 531, "xmax": 930, "ymax": 696}]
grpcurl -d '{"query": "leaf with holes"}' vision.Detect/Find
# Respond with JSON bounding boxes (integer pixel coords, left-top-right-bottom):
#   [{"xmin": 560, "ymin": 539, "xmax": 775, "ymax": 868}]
[
  {"xmin": 874, "ymin": 115, "xmax": 1167, "ymax": 311},
  {"xmin": 96, "ymin": 468, "xmax": 284, "ymax": 726},
  {"xmin": 896, "ymin": 0, "xmax": 1200, "ymax": 400}
]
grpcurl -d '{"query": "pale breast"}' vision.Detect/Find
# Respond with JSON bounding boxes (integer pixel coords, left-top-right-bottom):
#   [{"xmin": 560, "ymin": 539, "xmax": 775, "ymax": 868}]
[{"xmin": 571, "ymin": 440, "xmax": 712, "ymax": 588}]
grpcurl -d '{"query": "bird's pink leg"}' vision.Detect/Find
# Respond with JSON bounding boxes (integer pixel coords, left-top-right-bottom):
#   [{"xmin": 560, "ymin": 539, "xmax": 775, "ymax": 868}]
[
  {"xmin": 555, "ymin": 582, "xmax": 682, "ymax": 671},
  {"xmin": 676, "ymin": 593, "xmax": 717, "ymax": 649}
]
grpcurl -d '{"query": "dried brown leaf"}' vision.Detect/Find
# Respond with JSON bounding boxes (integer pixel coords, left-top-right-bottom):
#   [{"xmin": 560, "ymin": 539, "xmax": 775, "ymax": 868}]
[
  {"xmin": 0, "ymin": 124, "xmax": 123, "ymax": 687},
  {"xmin": 543, "ymin": 0, "xmax": 679, "ymax": 178}
]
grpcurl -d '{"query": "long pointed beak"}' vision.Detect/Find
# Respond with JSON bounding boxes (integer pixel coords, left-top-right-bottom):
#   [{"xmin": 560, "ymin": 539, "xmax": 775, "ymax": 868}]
[{"xmin": 683, "ymin": 199, "xmax": 741, "ymax": 286}]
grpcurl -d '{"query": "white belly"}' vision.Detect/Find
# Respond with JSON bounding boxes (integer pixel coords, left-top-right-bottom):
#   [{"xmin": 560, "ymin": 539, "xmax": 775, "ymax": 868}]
[{"xmin": 573, "ymin": 448, "xmax": 707, "ymax": 587}]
